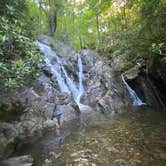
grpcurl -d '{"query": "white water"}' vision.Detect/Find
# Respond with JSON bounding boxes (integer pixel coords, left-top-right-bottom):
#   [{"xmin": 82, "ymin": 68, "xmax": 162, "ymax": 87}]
[
  {"xmin": 61, "ymin": 65, "xmax": 79, "ymax": 101},
  {"xmin": 77, "ymin": 54, "xmax": 84, "ymax": 104},
  {"xmin": 121, "ymin": 74, "xmax": 145, "ymax": 106},
  {"xmin": 36, "ymin": 42, "xmax": 84, "ymax": 106},
  {"xmin": 37, "ymin": 42, "xmax": 70, "ymax": 93}
]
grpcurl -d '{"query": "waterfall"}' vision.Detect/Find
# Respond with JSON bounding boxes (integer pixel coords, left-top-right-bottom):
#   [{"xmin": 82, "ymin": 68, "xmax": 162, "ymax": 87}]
[
  {"xmin": 60, "ymin": 53, "xmax": 84, "ymax": 105},
  {"xmin": 121, "ymin": 74, "xmax": 145, "ymax": 106},
  {"xmin": 77, "ymin": 53, "xmax": 84, "ymax": 104},
  {"xmin": 37, "ymin": 42, "xmax": 70, "ymax": 93},
  {"xmin": 61, "ymin": 65, "xmax": 79, "ymax": 102},
  {"xmin": 36, "ymin": 42, "xmax": 84, "ymax": 106}
]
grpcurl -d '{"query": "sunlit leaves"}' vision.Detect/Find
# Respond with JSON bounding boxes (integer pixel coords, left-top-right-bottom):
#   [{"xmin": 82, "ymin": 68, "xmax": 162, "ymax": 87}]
[{"xmin": 0, "ymin": 16, "xmax": 43, "ymax": 89}]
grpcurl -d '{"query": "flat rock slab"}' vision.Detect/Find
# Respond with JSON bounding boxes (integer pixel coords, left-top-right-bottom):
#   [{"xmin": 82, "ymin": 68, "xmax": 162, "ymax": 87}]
[{"xmin": 0, "ymin": 155, "xmax": 33, "ymax": 166}]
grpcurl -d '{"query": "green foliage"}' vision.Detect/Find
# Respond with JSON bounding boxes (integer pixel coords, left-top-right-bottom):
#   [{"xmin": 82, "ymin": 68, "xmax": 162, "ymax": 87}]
[
  {"xmin": 100, "ymin": 0, "xmax": 166, "ymax": 64},
  {"xmin": 1, "ymin": 0, "xmax": 166, "ymax": 89},
  {"xmin": 0, "ymin": 16, "xmax": 43, "ymax": 89},
  {"xmin": 0, "ymin": 0, "xmax": 44, "ymax": 37},
  {"xmin": 0, "ymin": 0, "xmax": 45, "ymax": 89},
  {"xmin": 16, "ymin": 0, "xmax": 165, "ymax": 62},
  {"xmin": 151, "ymin": 42, "xmax": 165, "ymax": 54},
  {"xmin": 0, "ymin": 0, "xmax": 27, "ymax": 20}
]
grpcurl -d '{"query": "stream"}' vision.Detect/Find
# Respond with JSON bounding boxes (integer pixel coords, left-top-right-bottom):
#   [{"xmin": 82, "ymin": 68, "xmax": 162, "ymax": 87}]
[{"xmin": 14, "ymin": 106, "xmax": 166, "ymax": 166}]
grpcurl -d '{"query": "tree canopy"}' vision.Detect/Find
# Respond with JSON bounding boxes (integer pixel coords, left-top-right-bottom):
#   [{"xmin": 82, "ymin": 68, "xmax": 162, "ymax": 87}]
[{"xmin": 0, "ymin": 0, "xmax": 166, "ymax": 88}]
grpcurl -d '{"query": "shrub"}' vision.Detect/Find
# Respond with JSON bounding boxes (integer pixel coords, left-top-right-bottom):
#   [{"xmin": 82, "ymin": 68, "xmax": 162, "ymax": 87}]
[{"xmin": 0, "ymin": 16, "xmax": 43, "ymax": 89}]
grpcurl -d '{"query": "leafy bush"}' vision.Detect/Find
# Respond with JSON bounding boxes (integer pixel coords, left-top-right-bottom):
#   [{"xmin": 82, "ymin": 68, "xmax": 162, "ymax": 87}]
[{"xmin": 0, "ymin": 16, "xmax": 43, "ymax": 89}]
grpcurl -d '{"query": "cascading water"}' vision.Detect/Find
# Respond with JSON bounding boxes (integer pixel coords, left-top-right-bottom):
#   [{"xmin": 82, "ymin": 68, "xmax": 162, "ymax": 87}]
[
  {"xmin": 121, "ymin": 74, "xmax": 145, "ymax": 106},
  {"xmin": 37, "ymin": 42, "xmax": 70, "ymax": 93},
  {"xmin": 77, "ymin": 53, "xmax": 84, "ymax": 104},
  {"xmin": 61, "ymin": 53, "xmax": 84, "ymax": 107},
  {"xmin": 36, "ymin": 42, "xmax": 84, "ymax": 106},
  {"xmin": 61, "ymin": 65, "xmax": 79, "ymax": 101}
]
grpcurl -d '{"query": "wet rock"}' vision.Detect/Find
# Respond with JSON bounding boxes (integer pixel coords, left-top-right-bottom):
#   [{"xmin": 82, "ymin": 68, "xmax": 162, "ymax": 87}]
[
  {"xmin": 0, "ymin": 155, "xmax": 33, "ymax": 166},
  {"xmin": 55, "ymin": 92, "xmax": 72, "ymax": 105},
  {"xmin": 84, "ymin": 79, "xmax": 106, "ymax": 105},
  {"xmin": 96, "ymin": 90, "xmax": 125, "ymax": 114},
  {"xmin": 43, "ymin": 66, "xmax": 53, "ymax": 77},
  {"xmin": 60, "ymin": 104, "xmax": 77, "ymax": 123},
  {"xmin": 81, "ymin": 53, "xmax": 126, "ymax": 112}
]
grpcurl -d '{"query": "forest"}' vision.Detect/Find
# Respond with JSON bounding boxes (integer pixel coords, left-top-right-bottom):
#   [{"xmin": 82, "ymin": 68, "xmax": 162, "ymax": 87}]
[
  {"xmin": 0, "ymin": 0, "xmax": 166, "ymax": 166},
  {"xmin": 0, "ymin": 0, "xmax": 166, "ymax": 89}
]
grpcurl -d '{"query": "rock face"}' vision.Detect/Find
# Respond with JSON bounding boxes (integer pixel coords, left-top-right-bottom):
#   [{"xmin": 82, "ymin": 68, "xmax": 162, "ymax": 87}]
[
  {"xmin": 0, "ymin": 74, "xmax": 77, "ymax": 159},
  {"xmin": 112, "ymin": 54, "xmax": 166, "ymax": 108},
  {"xmin": 81, "ymin": 50, "xmax": 126, "ymax": 114}
]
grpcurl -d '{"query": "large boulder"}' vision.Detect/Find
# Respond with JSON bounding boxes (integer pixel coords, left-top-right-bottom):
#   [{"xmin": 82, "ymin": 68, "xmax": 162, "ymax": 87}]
[
  {"xmin": 81, "ymin": 54, "xmax": 126, "ymax": 112},
  {"xmin": 59, "ymin": 104, "xmax": 77, "ymax": 123}
]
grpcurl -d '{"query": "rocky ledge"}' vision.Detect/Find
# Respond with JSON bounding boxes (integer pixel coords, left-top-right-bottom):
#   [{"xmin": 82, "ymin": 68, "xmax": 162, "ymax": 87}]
[{"xmin": 0, "ymin": 73, "xmax": 78, "ymax": 160}]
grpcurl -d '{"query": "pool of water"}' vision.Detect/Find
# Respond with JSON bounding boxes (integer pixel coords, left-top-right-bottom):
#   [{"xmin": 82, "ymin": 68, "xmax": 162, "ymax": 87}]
[{"xmin": 14, "ymin": 106, "xmax": 166, "ymax": 166}]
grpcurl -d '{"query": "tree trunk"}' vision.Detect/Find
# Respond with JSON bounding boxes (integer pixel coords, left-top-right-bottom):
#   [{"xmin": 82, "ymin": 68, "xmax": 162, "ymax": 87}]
[
  {"xmin": 123, "ymin": 0, "xmax": 127, "ymax": 30},
  {"xmin": 96, "ymin": 14, "xmax": 100, "ymax": 49},
  {"xmin": 79, "ymin": 35, "xmax": 83, "ymax": 49},
  {"xmin": 48, "ymin": 10, "xmax": 57, "ymax": 36}
]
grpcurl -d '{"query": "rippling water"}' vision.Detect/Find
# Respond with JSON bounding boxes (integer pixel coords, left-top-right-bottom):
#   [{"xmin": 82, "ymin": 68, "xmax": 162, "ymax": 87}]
[{"xmin": 15, "ymin": 107, "xmax": 166, "ymax": 166}]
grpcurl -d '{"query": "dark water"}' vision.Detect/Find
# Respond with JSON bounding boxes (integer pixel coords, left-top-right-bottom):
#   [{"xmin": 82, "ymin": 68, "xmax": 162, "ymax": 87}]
[{"xmin": 15, "ymin": 107, "xmax": 166, "ymax": 166}]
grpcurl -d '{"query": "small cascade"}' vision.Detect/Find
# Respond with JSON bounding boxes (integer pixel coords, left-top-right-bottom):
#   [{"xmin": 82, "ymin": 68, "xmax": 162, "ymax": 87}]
[
  {"xmin": 61, "ymin": 65, "xmax": 79, "ymax": 101},
  {"xmin": 77, "ymin": 53, "xmax": 84, "ymax": 104},
  {"xmin": 61, "ymin": 53, "xmax": 84, "ymax": 105},
  {"xmin": 121, "ymin": 74, "xmax": 145, "ymax": 106},
  {"xmin": 37, "ymin": 42, "xmax": 84, "ymax": 106},
  {"xmin": 37, "ymin": 42, "xmax": 69, "ymax": 93}
]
